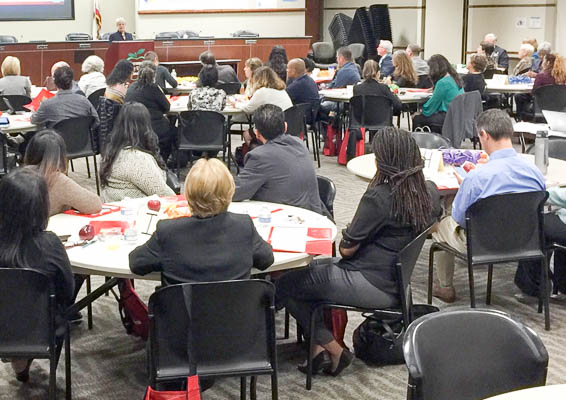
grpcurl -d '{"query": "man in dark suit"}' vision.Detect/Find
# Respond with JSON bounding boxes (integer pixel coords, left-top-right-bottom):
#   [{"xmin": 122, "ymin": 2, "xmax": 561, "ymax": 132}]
[
  {"xmin": 377, "ymin": 40, "xmax": 394, "ymax": 77},
  {"xmin": 108, "ymin": 17, "xmax": 134, "ymax": 42},
  {"xmin": 144, "ymin": 51, "xmax": 178, "ymax": 90},
  {"xmin": 483, "ymin": 33, "xmax": 509, "ymax": 71},
  {"xmin": 286, "ymin": 58, "xmax": 320, "ymax": 124},
  {"xmin": 233, "ymin": 104, "xmax": 323, "ymax": 214}
]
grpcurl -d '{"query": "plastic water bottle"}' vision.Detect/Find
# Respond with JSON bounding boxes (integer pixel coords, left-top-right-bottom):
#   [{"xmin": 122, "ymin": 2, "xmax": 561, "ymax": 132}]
[
  {"xmin": 171, "ymin": 69, "xmax": 177, "ymax": 79},
  {"xmin": 258, "ymin": 207, "xmax": 271, "ymax": 224},
  {"xmin": 121, "ymin": 200, "xmax": 138, "ymax": 242},
  {"xmin": 534, "ymin": 130, "xmax": 549, "ymax": 175}
]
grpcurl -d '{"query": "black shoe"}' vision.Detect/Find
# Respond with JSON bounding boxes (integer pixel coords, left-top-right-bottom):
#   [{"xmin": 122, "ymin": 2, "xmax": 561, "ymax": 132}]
[
  {"xmin": 297, "ymin": 351, "xmax": 331, "ymax": 375},
  {"xmin": 15, "ymin": 359, "xmax": 32, "ymax": 383},
  {"xmin": 69, "ymin": 312, "xmax": 83, "ymax": 325},
  {"xmin": 323, "ymin": 349, "xmax": 354, "ymax": 377}
]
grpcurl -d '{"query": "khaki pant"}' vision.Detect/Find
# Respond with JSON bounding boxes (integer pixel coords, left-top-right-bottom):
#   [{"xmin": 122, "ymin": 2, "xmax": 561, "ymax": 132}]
[{"xmin": 431, "ymin": 216, "xmax": 468, "ymax": 287}]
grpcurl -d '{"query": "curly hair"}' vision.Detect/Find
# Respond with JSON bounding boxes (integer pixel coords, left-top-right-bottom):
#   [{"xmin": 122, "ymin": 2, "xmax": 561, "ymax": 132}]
[{"xmin": 136, "ymin": 60, "xmax": 157, "ymax": 87}]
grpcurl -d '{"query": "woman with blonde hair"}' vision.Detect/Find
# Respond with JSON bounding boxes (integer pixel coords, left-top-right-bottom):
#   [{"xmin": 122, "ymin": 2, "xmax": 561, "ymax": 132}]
[
  {"xmin": 239, "ymin": 66, "xmax": 293, "ymax": 114},
  {"xmin": 0, "ymin": 56, "xmax": 31, "ymax": 97},
  {"xmin": 390, "ymin": 50, "xmax": 418, "ymax": 88},
  {"xmin": 78, "ymin": 55, "xmax": 106, "ymax": 98},
  {"xmin": 242, "ymin": 57, "xmax": 263, "ymax": 96},
  {"xmin": 129, "ymin": 158, "xmax": 274, "ymax": 285}
]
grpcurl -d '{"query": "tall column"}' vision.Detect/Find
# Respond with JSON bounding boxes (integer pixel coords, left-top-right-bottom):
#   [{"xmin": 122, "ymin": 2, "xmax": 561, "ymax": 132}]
[{"xmin": 423, "ymin": 0, "xmax": 464, "ymax": 62}]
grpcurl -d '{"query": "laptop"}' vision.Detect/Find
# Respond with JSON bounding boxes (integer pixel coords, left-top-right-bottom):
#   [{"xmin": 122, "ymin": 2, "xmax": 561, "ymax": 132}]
[{"xmin": 542, "ymin": 110, "xmax": 566, "ymax": 133}]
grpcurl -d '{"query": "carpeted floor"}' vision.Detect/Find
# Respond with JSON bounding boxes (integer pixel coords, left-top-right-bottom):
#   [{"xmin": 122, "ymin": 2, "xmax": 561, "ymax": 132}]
[{"xmin": 1, "ymin": 135, "xmax": 565, "ymax": 399}]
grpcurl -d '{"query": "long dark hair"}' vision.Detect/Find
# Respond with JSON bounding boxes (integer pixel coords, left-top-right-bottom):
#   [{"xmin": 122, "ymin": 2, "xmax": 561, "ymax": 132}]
[
  {"xmin": 24, "ymin": 129, "xmax": 67, "ymax": 187},
  {"xmin": 266, "ymin": 45, "xmax": 288, "ymax": 82},
  {"xmin": 0, "ymin": 168, "xmax": 49, "ymax": 268},
  {"xmin": 100, "ymin": 102, "xmax": 165, "ymax": 186},
  {"xmin": 106, "ymin": 59, "xmax": 134, "ymax": 86},
  {"xmin": 371, "ymin": 127, "xmax": 432, "ymax": 232},
  {"xmin": 428, "ymin": 54, "xmax": 462, "ymax": 88}
]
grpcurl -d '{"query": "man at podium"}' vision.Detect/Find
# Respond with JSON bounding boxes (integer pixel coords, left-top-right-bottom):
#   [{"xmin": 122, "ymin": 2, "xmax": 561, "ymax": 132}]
[{"xmin": 109, "ymin": 17, "xmax": 134, "ymax": 42}]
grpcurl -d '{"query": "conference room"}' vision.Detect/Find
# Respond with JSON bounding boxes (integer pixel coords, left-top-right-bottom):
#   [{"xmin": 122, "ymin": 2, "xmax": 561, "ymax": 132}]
[{"xmin": 2, "ymin": 0, "xmax": 566, "ymax": 399}]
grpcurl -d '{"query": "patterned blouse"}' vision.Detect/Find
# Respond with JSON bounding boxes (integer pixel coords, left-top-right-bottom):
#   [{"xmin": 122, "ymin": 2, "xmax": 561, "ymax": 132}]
[{"xmin": 188, "ymin": 87, "xmax": 226, "ymax": 111}]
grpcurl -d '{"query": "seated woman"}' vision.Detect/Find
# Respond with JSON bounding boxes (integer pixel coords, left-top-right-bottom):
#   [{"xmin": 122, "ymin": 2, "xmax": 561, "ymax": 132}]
[
  {"xmin": 0, "ymin": 56, "xmax": 31, "ymax": 97},
  {"xmin": 241, "ymin": 57, "xmax": 263, "ymax": 96},
  {"xmin": 276, "ymin": 128, "xmax": 440, "ymax": 376},
  {"xmin": 188, "ymin": 65, "xmax": 226, "ymax": 111},
  {"xmin": 355, "ymin": 59, "xmax": 402, "ymax": 113},
  {"xmin": 98, "ymin": 59, "xmax": 134, "ymax": 153},
  {"xmin": 265, "ymin": 45, "xmax": 289, "ymax": 83},
  {"xmin": 24, "ymin": 129, "xmax": 102, "ymax": 216},
  {"xmin": 462, "ymin": 54, "xmax": 487, "ymax": 95},
  {"xmin": 100, "ymin": 102, "xmax": 175, "ymax": 202},
  {"xmin": 413, "ymin": 54, "xmax": 464, "ymax": 133},
  {"xmin": 389, "ymin": 50, "xmax": 418, "ymax": 88},
  {"xmin": 0, "ymin": 168, "xmax": 74, "ymax": 383},
  {"xmin": 78, "ymin": 55, "xmax": 106, "ymax": 98},
  {"xmin": 512, "ymin": 43, "xmax": 534, "ymax": 76},
  {"xmin": 129, "ymin": 158, "xmax": 273, "ymax": 285},
  {"xmin": 125, "ymin": 61, "xmax": 174, "ymax": 163}
]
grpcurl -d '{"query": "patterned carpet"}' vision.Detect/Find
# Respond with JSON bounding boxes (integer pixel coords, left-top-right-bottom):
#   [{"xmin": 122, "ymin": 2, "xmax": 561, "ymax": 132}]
[{"xmin": 2, "ymin": 135, "xmax": 566, "ymax": 399}]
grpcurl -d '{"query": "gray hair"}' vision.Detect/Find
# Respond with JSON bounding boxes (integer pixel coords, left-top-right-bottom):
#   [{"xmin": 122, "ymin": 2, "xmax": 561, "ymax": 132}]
[
  {"xmin": 476, "ymin": 109, "xmax": 513, "ymax": 141},
  {"xmin": 484, "ymin": 33, "xmax": 497, "ymax": 43},
  {"xmin": 538, "ymin": 41, "xmax": 552, "ymax": 54},
  {"xmin": 380, "ymin": 40, "xmax": 393, "ymax": 53},
  {"xmin": 81, "ymin": 55, "xmax": 104, "ymax": 74},
  {"xmin": 407, "ymin": 44, "xmax": 421, "ymax": 56},
  {"xmin": 116, "ymin": 17, "xmax": 126, "ymax": 25},
  {"xmin": 137, "ymin": 60, "xmax": 156, "ymax": 87},
  {"xmin": 520, "ymin": 43, "xmax": 534, "ymax": 57}
]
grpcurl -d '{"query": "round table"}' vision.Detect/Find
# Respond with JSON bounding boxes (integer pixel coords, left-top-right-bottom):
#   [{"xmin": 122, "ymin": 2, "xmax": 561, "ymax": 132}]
[
  {"xmin": 485, "ymin": 82, "xmax": 533, "ymax": 94},
  {"xmin": 47, "ymin": 199, "xmax": 337, "ymax": 280},
  {"xmin": 3, "ymin": 112, "xmax": 36, "ymax": 134},
  {"xmin": 346, "ymin": 152, "xmax": 566, "ymax": 188},
  {"xmin": 318, "ymin": 87, "xmax": 431, "ymax": 104},
  {"xmin": 484, "ymin": 384, "xmax": 566, "ymax": 400}
]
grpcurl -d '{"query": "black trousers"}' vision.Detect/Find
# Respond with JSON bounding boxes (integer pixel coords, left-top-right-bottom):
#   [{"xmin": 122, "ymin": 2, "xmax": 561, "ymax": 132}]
[
  {"xmin": 412, "ymin": 112, "xmax": 446, "ymax": 133},
  {"xmin": 515, "ymin": 213, "xmax": 566, "ymax": 296}
]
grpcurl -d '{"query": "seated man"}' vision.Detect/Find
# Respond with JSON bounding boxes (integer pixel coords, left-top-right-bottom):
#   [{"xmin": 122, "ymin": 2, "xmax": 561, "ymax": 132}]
[
  {"xmin": 144, "ymin": 51, "xmax": 178, "ymax": 90},
  {"xmin": 44, "ymin": 61, "xmax": 85, "ymax": 95},
  {"xmin": 406, "ymin": 44, "xmax": 429, "ymax": 76},
  {"xmin": 431, "ymin": 109, "xmax": 545, "ymax": 303},
  {"xmin": 377, "ymin": 40, "xmax": 394, "ymax": 78},
  {"xmin": 327, "ymin": 47, "xmax": 360, "ymax": 89},
  {"xmin": 32, "ymin": 65, "xmax": 99, "ymax": 129},
  {"xmin": 199, "ymin": 51, "xmax": 239, "ymax": 84},
  {"xmin": 286, "ymin": 58, "xmax": 320, "ymax": 124},
  {"xmin": 233, "ymin": 104, "xmax": 324, "ymax": 215},
  {"xmin": 483, "ymin": 33, "xmax": 509, "ymax": 71}
]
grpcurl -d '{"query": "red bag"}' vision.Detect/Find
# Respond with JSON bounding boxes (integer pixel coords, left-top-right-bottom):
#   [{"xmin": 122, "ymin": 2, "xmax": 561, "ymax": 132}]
[
  {"xmin": 338, "ymin": 128, "xmax": 365, "ymax": 165},
  {"xmin": 144, "ymin": 376, "xmax": 201, "ymax": 400},
  {"xmin": 324, "ymin": 309, "xmax": 349, "ymax": 348},
  {"xmin": 115, "ymin": 278, "xmax": 149, "ymax": 341},
  {"xmin": 322, "ymin": 123, "xmax": 342, "ymax": 157}
]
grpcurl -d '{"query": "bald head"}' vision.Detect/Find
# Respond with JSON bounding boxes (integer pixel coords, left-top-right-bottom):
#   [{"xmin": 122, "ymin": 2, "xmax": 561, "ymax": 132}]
[
  {"xmin": 287, "ymin": 58, "xmax": 306, "ymax": 80},
  {"xmin": 51, "ymin": 61, "xmax": 70, "ymax": 77}
]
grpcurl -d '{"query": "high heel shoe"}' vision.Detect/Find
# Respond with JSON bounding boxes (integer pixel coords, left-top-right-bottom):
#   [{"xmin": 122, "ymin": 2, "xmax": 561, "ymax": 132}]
[
  {"xmin": 323, "ymin": 349, "xmax": 354, "ymax": 377},
  {"xmin": 15, "ymin": 359, "xmax": 33, "ymax": 383},
  {"xmin": 297, "ymin": 351, "xmax": 331, "ymax": 375}
]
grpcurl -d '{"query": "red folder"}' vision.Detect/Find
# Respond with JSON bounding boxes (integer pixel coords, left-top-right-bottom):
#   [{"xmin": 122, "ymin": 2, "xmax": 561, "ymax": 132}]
[
  {"xmin": 63, "ymin": 204, "xmax": 121, "ymax": 218},
  {"xmin": 24, "ymin": 89, "xmax": 55, "ymax": 112}
]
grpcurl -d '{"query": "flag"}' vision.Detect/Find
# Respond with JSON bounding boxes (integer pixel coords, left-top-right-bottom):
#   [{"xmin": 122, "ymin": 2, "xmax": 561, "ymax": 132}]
[{"xmin": 93, "ymin": 0, "xmax": 102, "ymax": 40}]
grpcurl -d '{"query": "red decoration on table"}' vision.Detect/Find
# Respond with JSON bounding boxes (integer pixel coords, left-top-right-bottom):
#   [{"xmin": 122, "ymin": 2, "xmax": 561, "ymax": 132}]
[
  {"xmin": 63, "ymin": 204, "xmax": 121, "ymax": 217},
  {"xmin": 23, "ymin": 89, "xmax": 55, "ymax": 112},
  {"xmin": 89, "ymin": 220, "xmax": 130, "ymax": 235}
]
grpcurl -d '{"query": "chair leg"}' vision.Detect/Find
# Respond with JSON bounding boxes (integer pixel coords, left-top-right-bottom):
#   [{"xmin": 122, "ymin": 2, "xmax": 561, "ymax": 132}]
[
  {"xmin": 297, "ymin": 323, "xmax": 303, "ymax": 344},
  {"xmin": 250, "ymin": 376, "xmax": 257, "ymax": 400},
  {"xmin": 313, "ymin": 131, "xmax": 321, "ymax": 168},
  {"xmin": 468, "ymin": 262, "xmax": 476, "ymax": 308},
  {"xmin": 93, "ymin": 155, "xmax": 100, "ymax": 196},
  {"xmin": 86, "ymin": 276, "xmax": 93, "ymax": 330},
  {"xmin": 486, "ymin": 263, "xmax": 493, "ymax": 305},
  {"xmin": 85, "ymin": 157, "xmax": 91, "ymax": 178},
  {"xmin": 49, "ymin": 348, "xmax": 57, "ymax": 400},
  {"xmin": 427, "ymin": 245, "xmax": 436, "ymax": 304},
  {"xmin": 541, "ymin": 257, "xmax": 551, "ymax": 330},
  {"xmin": 271, "ymin": 372, "xmax": 278, "ymax": 400},
  {"xmin": 284, "ymin": 309, "xmax": 290, "ymax": 339},
  {"xmin": 65, "ymin": 323, "xmax": 72, "ymax": 400},
  {"xmin": 70, "ymin": 159, "xmax": 74, "ymax": 172},
  {"xmin": 306, "ymin": 307, "xmax": 317, "ymax": 390},
  {"xmin": 240, "ymin": 377, "xmax": 246, "ymax": 400}
]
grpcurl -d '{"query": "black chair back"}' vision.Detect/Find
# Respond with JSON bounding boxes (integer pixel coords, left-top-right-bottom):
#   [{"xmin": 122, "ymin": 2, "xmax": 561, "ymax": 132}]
[
  {"xmin": 155, "ymin": 32, "xmax": 180, "ymax": 40},
  {"xmin": 284, "ymin": 105, "xmax": 306, "ymax": 138},
  {"xmin": 0, "ymin": 94, "xmax": 32, "ymax": 112},
  {"xmin": 403, "ymin": 309, "xmax": 548, "ymax": 400},
  {"xmin": 411, "ymin": 131, "xmax": 452, "ymax": 149},
  {"xmin": 65, "ymin": 33, "xmax": 92, "ymax": 41},
  {"xmin": 87, "ymin": 88, "xmax": 106, "ymax": 110},
  {"xmin": 350, "ymin": 94, "xmax": 393, "ymax": 130},
  {"xmin": 526, "ymin": 138, "xmax": 566, "ymax": 161},
  {"xmin": 533, "ymin": 85, "xmax": 566, "ymax": 118},
  {"xmin": 54, "ymin": 116, "xmax": 96, "ymax": 159},
  {"xmin": 148, "ymin": 280, "xmax": 277, "ymax": 391},
  {"xmin": 0, "ymin": 35, "xmax": 17, "ymax": 43},
  {"xmin": 417, "ymin": 75, "xmax": 433, "ymax": 89},
  {"xmin": 178, "ymin": 110, "xmax": 226, "ymax": 151},
  {"xmin": 96, "ymin": 97, "xmax": 122, "ymax": 155},
  {"xmin": 316, "ymin": 175, "xmax": 336, "ymax": 217},
  {"xmin": 466, "ymin": 191, "xmax": 548, "ymax": 266},
  {"xmin": 483, "ymin": 68, "xmax": 496, "ymax": 79},
  {"xmin": 216, "ymin": 82, "xmax": 241, "ymax": 95}
]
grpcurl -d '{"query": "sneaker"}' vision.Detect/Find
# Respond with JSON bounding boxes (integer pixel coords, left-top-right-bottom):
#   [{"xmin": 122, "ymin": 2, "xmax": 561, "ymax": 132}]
[{"xmin": 432, "ymin": 284, "xmax": 456, "ymax": 303}]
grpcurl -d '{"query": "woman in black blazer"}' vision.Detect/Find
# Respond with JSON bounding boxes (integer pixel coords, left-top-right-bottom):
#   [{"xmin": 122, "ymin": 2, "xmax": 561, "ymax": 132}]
[
  {"xmin": 129, "ymin": 158, "xmax": 274, "ymax": 285},
  {"xmin": 353, "ymin": 60, "xmax": 402, "ymax": 115},
  {"xmin": 125, "ymin": 61, "xmax": 174, "ymax": 163}
]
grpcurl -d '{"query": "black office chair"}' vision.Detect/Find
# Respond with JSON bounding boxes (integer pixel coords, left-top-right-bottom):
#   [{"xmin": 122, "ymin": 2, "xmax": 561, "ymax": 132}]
[
  {"xmin": 411, "ymin": 131, "xmax": 452, "ymax": 149},
  {"xmin": 53, "ymin": 116, "xmax": 100, "ymax": 194},
  {"xmin": 285, "ymin": 104, "xmax": 320, "ymax": 167},
  {"xmin": 0, "ymin": 94, "xmax": 32, "ymax": 113},
  {"xmin": 0, "ymin": 268, "xmax": 72, "ymax": 400},
  {"xmin": 177, "ymin": 110, "xmax": 228, "ymax": 175},
  {"xmin": 348, "ymin": 43, "xmax": 366, "ymax": 65},
  {"xmin": 216, "ymin": 82, "xmax": 242, "ymax": 95},
  {"xmin": 148, "ymin": 279, "xmax": 278, "ymax": 399},
  {"xmin": 176, "ymin": 30, "xmax": 200, "ymax": 39},
  {"xmin": 155, "ymin": 32, "xmax": 180, "ymax": 40},
  {"xmin": 311, "ymin": 42, "xmax": 337, "ymax": 69},
  {"xmin": 416, "ymin": 75, "xmax": 433, "ymax": 89},
  {"xmin": 65, "ymin": 33, "xmax": 92, "ymax": 41},
  {"xmin": 526, "ymin": 138, "xmax": 566, "ymax": 161},
  {"xmin": 428, "ymin": 191, "xmax": 551, "ymax": 330},
  {"xmin": 533, "ymin": 85, "xmax": 566, "ymax": 120},
  {"xmin": 404, "ymin": 309, "xmax": 548, "ymax": 400},
  {"xmin": 350, "ymin": 94, "xmax": 394, "ymax": 140},
  {"xmin": 316, "ymin": 176, "xmax": 336, "ymax": 218},
  {"xmin": 87, "ymin": 88, "xmax": 106, "ymax": 110},
  {"xmin": 305, "ymin": 228, "xmax": 431, "ymax": 390},
  {"xmin": 0, "ymin": 35, "xmax": 17, "ymax": 43},
  {"xmin": 0, "ymin": 132, "xmax": 16, "ymax": 177},
  {"xmin": 100, "ymin": 32, "xmax": 111, "ymax": 41}
]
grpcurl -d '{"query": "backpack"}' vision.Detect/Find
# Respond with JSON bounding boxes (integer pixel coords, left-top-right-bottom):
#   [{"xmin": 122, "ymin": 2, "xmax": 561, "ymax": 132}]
[
  {"xmin": 352, "ymin": 314, "xmax": 405, "ymax": 365},
  {"xmin": 112, "ymin": 278, "xmax": 149, "ymax": 340}
]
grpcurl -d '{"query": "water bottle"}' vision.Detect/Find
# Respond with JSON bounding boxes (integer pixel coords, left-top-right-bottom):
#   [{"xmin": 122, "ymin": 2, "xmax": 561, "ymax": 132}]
[
  {"xmin": 258, "ymin": 207, "xmax": 271, "ymax": 224},
  {"xmin": 171, "ymin": 69, "xmax": 177, "ymax": 79},
  {"xmin": 534, "ymin": 130, "xmax": 549, "ymax": 175},
  {"xmin": 121, "ymin": 200, "xmax": 138, "ymax": 242}
]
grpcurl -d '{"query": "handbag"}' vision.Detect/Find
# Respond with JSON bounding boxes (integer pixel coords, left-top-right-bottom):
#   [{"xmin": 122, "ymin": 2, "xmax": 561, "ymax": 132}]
[
  {"xmin": 111, "ymin": 279, "xmax": 149, "ymax": 341},
  {"xmin": 144, "ymin": 376, "xmax": 201, "ymax": 400}
]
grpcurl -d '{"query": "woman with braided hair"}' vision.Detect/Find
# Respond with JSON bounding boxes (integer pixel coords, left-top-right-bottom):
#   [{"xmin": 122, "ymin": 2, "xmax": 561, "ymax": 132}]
[{"xmin": 276, "ymin": 127, "xmax": 441, "ymax": 377}]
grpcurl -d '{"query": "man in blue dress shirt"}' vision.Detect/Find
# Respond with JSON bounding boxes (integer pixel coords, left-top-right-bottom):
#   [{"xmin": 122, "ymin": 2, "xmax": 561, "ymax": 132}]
[
  {"xmin": 377, "ymin": 40, "xmax": 394, "ymax": 78},
  {"xmin": 431, "ymin": 109, "xmax": 546, "ymax": 303}
]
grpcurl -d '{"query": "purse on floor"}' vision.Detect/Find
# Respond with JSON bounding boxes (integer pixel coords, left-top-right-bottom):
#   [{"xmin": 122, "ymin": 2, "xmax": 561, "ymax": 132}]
[{"xmin": 144, "ymin": 376, "xmax": 201, "ymax": 400}]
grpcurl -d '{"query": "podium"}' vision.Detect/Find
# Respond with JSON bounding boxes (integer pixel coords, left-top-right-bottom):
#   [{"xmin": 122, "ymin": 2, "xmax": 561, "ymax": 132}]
[{"xmin": 104, "ymin": 41, "xmax": 154, "ymax": 75}]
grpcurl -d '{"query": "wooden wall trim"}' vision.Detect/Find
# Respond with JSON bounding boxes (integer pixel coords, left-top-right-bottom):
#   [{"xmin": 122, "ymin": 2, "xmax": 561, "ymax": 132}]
[
  {"xmin": 138, "ymin": 8, "xmax": 306, "ymax": 15},
  {"xmin": 469, "ymin": 4, "xmax": 555, "ymax": 8},
  {"xmin": 324, "ymin": 6, "xmax": 424, "ymax": 11}
]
